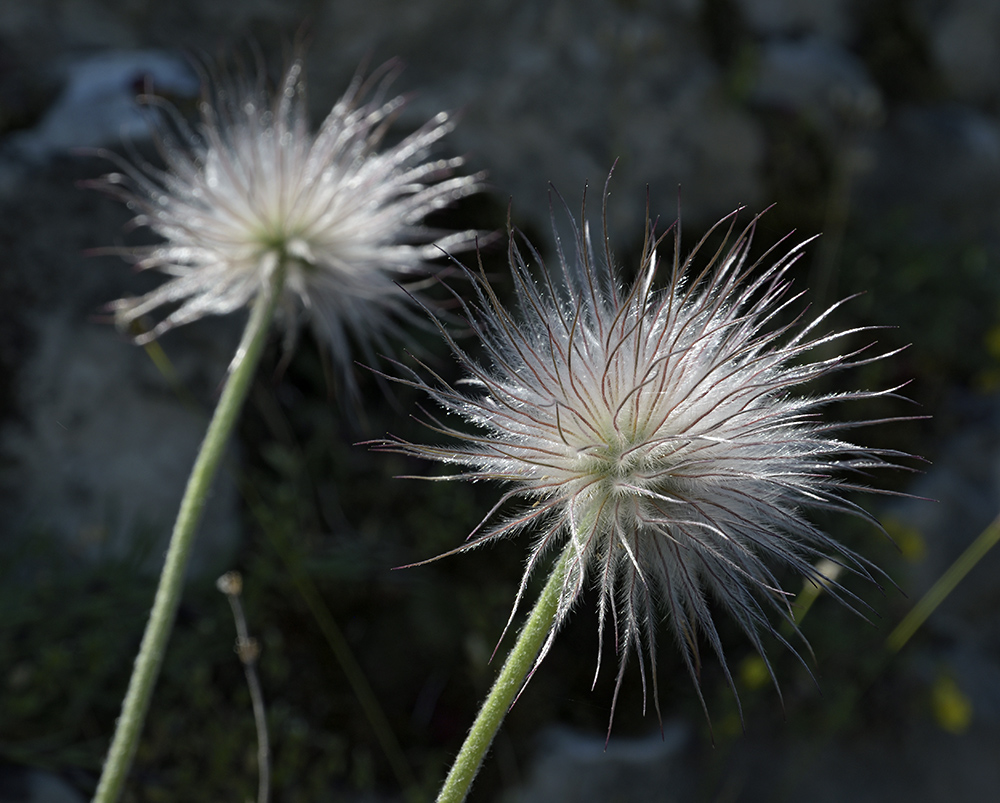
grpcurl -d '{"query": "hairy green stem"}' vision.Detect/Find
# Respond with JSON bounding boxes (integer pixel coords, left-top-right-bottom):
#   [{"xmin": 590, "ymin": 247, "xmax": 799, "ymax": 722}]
[
  {"xmin": 436, "ymin": 548, "xmax": 570, "ymax": 803},
  {"xmin": 92, "ymin": 265, "xmax": 285, "ymax": 803}
]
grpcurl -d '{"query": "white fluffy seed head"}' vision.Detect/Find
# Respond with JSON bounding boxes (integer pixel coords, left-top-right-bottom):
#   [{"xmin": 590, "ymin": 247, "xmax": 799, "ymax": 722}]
[
  {"xmin": 381, "ymin": 183, "xmax": 909, "ymax": 726},
  {"xmin": 96, "ymin": 58, "xmax": 482, "ymax": 392}
]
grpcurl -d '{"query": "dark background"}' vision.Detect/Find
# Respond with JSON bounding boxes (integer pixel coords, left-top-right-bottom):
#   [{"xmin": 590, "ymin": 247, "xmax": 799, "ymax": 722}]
[{"xmin": 3, "ymin": 1, "xmax": 1000, "ymax": 801}]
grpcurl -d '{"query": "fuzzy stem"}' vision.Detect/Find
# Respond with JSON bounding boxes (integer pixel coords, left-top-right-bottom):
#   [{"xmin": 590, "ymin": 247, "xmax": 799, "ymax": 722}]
[
  {"xmin": 92, "ymin": 264, "xmax": 285, "ymax": 803},
  {"xmin": 436, "ymin": 547, "xmax": 570, "ymax": 803}
]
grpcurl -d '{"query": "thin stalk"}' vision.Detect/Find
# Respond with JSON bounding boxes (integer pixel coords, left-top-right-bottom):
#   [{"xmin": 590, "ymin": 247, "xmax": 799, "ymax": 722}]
[
  {"xmin": 217, "ymin": 572, "xmax": 270, "ymax": 803},
  {"xmin": 436, "ymin": 548, "xmax": 570, "ymax": 803},
  {"xmin": 263, "ymin": 523, "xmax": 418, "ymax": 794},
  {"xmin": 92, "ymin": 263, "xmax": 285, "ymax": 803},
  {"xmin": 238, "ymin": 388, "xmax": 418, "ymax": 794},
  {"xmin": 886, "ymin": 510, "xmax": 1000, "ymax": 653},
  {"xmin": 134, "ymin": 317, "xmax": 419, "ymax": 796}
]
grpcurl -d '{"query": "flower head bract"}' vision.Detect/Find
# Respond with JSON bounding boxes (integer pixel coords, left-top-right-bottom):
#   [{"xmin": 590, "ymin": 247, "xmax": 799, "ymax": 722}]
[
  {"xmin": 95, "ymin": 56, "xmax": 481, "ymax": 389},
  {"xmin": 381, "ymin": 183, "xmax": 908, "ymax": 724}
]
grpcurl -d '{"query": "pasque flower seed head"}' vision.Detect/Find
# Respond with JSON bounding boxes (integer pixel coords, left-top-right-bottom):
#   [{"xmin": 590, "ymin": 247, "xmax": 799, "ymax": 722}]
[
  {"xmin": 381, "ymin": 182, "xmax": 908, "ymax": 724},
  {"xmin": 95, "ymin": 57, "xmax": 482, "ymax": 388}
]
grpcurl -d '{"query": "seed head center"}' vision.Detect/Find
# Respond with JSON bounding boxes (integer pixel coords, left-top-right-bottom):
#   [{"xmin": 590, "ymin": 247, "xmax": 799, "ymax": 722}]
[{"xmin": 584, "ymin": 433, "xmax": 647, "ymax": 486}]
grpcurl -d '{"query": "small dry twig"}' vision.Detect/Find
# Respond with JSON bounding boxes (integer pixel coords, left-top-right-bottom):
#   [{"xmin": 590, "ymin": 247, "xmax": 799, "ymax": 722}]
[{"xmin": 217, "ymin": 571, "xmax": 270, "ymax": 803}]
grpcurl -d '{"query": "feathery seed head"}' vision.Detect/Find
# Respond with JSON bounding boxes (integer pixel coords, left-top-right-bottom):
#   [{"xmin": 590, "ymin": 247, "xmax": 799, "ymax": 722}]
[
  {"xmin": 382, "ymin": 182, "xmax": 908, "ymax": 725},
  {"xmin": 95, "ymin": 57, "xmax": 482, "ymax": 388}
]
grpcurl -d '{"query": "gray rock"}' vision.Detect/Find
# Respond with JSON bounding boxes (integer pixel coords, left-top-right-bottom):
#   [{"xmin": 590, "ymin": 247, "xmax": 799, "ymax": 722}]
[
  {"xmin": 362, "ymin": 0, "xmax": 765, "ymax": 239},
  {"xmin": 510, "ymin": 716, "xmax": 1000, "ymax": 803},
  {"xmin": 0, "ymin": 0, "xmax": 138, "ymax": 53},
  {"xmin": 4, "ymin": 50, "xmax": 198, "ymax": 162},
  {"xmin": 703, "ymin": 725, "xmax": 1000, "ymax": 803},
  {"xmin": 5, "ymin": 0, "xmax": 766, "ymax": 238},
  {"xmin": 0, "ymin": 767, "xmax": 85, "ymax": 803},
  {"xmin": 1, "ymin": 316, "xmax": 243, "ymax": 576},
  {"xmin": 751, "ymin": 35, "xmax": 883, "ymax": 131},
  {"xmin": 926, "ymin": 0, "xmax": 1000, "ymax": 105},
  {"xmin": 856, "ymin": 104, "xmax": 1000, "ymax": 243},
  {"xmin": 0, "ymin": 155, "xmax": 243, "ymax": 577},
  {"xmin": 735, "ymin": 0, "xmax": 854, "ymax": 42},
  {"xmin": 505, "ymin": 722, "xmax": 693, "ymax": 803}
]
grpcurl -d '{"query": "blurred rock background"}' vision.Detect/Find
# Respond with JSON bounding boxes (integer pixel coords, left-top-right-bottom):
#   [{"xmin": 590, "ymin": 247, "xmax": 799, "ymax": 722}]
[{"xmin": 3, "ymin": 0, "xmax": 1000, "ymax": 801}]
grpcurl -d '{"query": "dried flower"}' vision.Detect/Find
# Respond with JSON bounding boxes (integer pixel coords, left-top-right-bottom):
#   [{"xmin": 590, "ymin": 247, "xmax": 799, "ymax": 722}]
[
  {"xmin": 95, "ymin": 58, "xmax": 481, "ymax": 387},
  {"xmin": 381, "ymin": 184, "xmax": 905, "ymax": 723}
]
